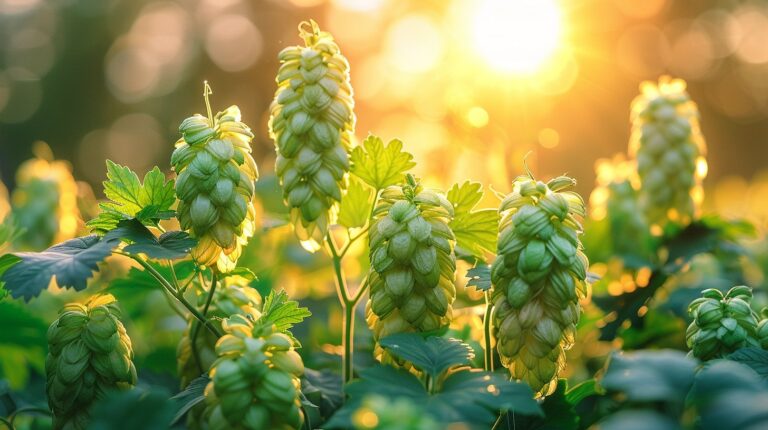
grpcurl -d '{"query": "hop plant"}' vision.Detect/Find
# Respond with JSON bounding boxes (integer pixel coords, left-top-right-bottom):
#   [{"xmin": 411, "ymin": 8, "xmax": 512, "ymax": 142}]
[
  {"xmin": 46, "ymin": 295, "xmax": 136, "ymax": 430},
  {"xmin": 269, "ymin": 20, "xmax": 355, "ymax": 252},
  {"xmin": 365, "ymin": 177, "xmax": 456, "ymax": 366},
  {"xmin": 758, "ymin": 318, "xmax": 768, "ymax": 349},
  {"xmin": 172, "ymin": 84, "xmax": 259, "ymax": 272},
  {"xmin": 686, "ymin": 286, "xmax": 762, "ymax": 361},
  {"xmin": 629, "ymin": 76, "xmax": 707, "ymax": 228},
  {"xmin": 11, "ymin": 143, "xmax": 80, "ymax": 250},
  {"xmin": 491, "ymin": 174, "xmax": 589, "ymax": 397},
  {"xmin": 351, "ymin": 395, "xmax": 440, "ymax": 430},
  {"xmin": 176, "ymin": 277, "xmax": 263, "ymax": 389},
  {"xmin": 204, "ymin": 313, "xmax": 305, "ymax": 430}
]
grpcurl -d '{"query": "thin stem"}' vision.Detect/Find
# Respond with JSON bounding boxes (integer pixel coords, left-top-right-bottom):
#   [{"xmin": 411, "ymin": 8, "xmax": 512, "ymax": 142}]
[
  {"xmin": 326, "ymin": 234, "xmax": 350, "ymax": 303},
  {"xmin": 339, "ymin": 226, "xmax": 370, "ymax": 259},
  {"xmin": 0, "ymin": 417, "xmax": 14, "ymax": 430},
  {"xmin": 342, "ymin": 303, "xmax": 354, "ymax": 385},
  {"xmin": 484, "ymin": 291, "xmax": 494, "ymax": 372},
  {"xmin": 190, "ymin": 271, "xmax": 218, "ymax": 375},
  {"xmin": 203, "ymin": 81, "xmax": 213, "ymax": 124},
  {"xmin": 119, "ymin": 252, "xmax": 222, "ymax": 337}
]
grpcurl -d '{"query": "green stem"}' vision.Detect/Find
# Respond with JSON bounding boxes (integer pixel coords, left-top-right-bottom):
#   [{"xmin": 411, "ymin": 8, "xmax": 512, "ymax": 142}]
[
  {"xmin": 484, "ymin": 291, "xmax": 494, "ymax": 372},
  {"xmin": 190, "ymin": 271, "xmax": 218, "ymax": 376},
  {"xmin": 0, "ymin": 417, "xmax": 13, "ymax": 430},
  {"xmin": 121, "ymin": 252, "xmax": 222, "ymax": 337}
]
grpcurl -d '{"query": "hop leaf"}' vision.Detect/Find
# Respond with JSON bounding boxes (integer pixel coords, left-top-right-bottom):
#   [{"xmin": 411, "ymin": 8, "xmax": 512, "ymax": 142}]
[
  {"xmin": 88, "ymin": 161, "xmax": 175, "ymax": 233},
  {"xmin": 262, "ymin": 289, "xmax": 312, "ymax": 335},
  {"xmin": 351, "ymin": 135, "xmax": 416, "ymax": 190},
  {"xmin": 337, "ymin": 177, "xmax": 374, "ymax": 229},
  {"xmin": 447, "ymin": 181, "xmax": 498, "ymax": 259}
]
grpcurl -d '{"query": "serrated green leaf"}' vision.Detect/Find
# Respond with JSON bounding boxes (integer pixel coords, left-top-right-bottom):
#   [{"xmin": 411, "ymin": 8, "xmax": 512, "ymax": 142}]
[
  {"xmin": 1, "ymin": 235, "xmax": 119, "ymax": 301},
  {"xmin": 379, "ymin": 334, "xmax": 474, "ymax": 380},
  {"xmin": 221, "ymin": 267, "xmax": 257, "ymax": 281},
  {"xmin": 338, "ymin": 177, "xmax": 374, "ymax": 229},
  {"xmin": 170, "ymin": 374, "xmax": 210, "ymax": 425},
  {"xmin": 88, "ymin": 161, "xmax": 175, "ymax": 233},
  {"xmin": 261, "ymin": 289, "xmax": 311, "ymax": 341},
  {"xmin": 106, "ymin": 219, "xmax": 195, "ymax": 260},
  {"xmin": 601, "ymin": 350, "xmax": 697, "ymax": 403},
  {"xmin": 726, "ymin": 348, "xmax": 768, "ymax": 381},
  {"xmin": 350, "ymin": 134, "xmax": 416, "ymax": 190},
  {"xmin": 466, "ymin": 264, "xmax": 491, "ymax": 292},
  {"xmin": 301, "ymin": 368, "xmax": 343, "ymax": 425},
  {"xmin": 447, "ymin": 181, "xmax": 498, "ymax": 259},
  {"xmin": 89, "ymin": 388, "xmax": 175, "ymax": 430}
]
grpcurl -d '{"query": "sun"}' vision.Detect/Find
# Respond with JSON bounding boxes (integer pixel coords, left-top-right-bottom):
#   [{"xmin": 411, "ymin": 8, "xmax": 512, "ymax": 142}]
[{"xmin": 471, "ymin": 0, "xmax": 564, "ymax": 74}]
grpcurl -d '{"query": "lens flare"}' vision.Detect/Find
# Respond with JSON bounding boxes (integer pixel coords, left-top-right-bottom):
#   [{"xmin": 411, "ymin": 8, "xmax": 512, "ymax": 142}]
[{"xmin": 472, "ymin": 0, "xmax": 563, "ymax": 74}]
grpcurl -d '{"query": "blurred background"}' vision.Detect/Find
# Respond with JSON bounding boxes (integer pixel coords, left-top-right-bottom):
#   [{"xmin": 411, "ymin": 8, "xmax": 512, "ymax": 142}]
[{"xmin": 1, "ymin": 0, "xmax": 768, "ymax": 218}]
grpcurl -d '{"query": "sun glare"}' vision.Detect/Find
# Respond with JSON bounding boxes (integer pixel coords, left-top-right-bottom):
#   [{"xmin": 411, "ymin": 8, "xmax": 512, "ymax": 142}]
[{"xmin": 472, "ymin": 0, "xmax": 564, "ymax": 74}]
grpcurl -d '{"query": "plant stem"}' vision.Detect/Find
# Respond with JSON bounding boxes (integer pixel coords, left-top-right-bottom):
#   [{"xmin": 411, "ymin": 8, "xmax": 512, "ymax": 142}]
[
  {"xmin": 190, "ymin": 271, "xmax": 219, "ymax": 373},
  {"xmin": 120, "ymin": 252, "xmax": 222, "ymax": 337},
  {"xmin": 484, "ymin": 291, "xmax": 494, "ymax": 372}
]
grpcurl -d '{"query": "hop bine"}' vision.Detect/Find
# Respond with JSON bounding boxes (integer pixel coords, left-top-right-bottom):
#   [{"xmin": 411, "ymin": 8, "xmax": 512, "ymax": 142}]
[
  {"xmin": 629, "ymin": 76, "xmax": 707, "ymax": 228},
  {"xmin": 491, "ymin": 174, "xmax": 589, "ymax": 397},
  {"xmin": 46, "ymin": 295, "xmax": 136, "ymax": 430},
  {"xmin": 365, "ymin": 177, "xmax": 456, "ymax": 366},
  {"xmin": 204, "ymin": 313, "xmax": 305, "ymax": 430},
  {"xmin": 686, "ymin": 286, "xmax": 762, "ymax": 360},
  {"xmin": 172, "ymin": 83, "xmax": 258, "ymax": 273},
  {"xmin": 269, "ymin": 20, "xmax": 355, "ymax": 252}
]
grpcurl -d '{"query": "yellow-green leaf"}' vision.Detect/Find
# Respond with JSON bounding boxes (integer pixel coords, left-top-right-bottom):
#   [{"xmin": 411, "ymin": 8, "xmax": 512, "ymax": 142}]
[
  {"xmin": 447, "ymin": 182, "xmax": 499, "ymax": 258},
  {"xmin": 338, "ymin": 177, "xmax": 374, "ymax": 229},
  {"xmin": 351, "ymin": 134, "xmax": 416, "ymax": 190}
]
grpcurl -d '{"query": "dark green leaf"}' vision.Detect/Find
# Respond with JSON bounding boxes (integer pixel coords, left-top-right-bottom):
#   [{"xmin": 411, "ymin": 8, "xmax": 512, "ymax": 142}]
[
  {"xmin": 350, "ymin": 134, "xmax": 416, "ymax": 189},
  {"xmin": 599, "ymin": 410, "xmax": 681, "ymax": 430},
  {"xmin": 565, "ymin": 379, "xmax": 603, "ymax": 405},
  {"xmin": 379, "ymin": 334, "xmax": 474, "ymax": 380},
  {"xmin": 727, "ymin": 348, "xmax": 768, "ymax": 381},
  {"xmin": 466, "ymin": 264, "xmax": 491, "ymax": 292},
  {"xmin": 1, "ymin": 235, "xmax": 119, "ymax": 301},
  {"xmin": 170, "ymin": 374, "xmax": 210, "ymax": 425},
  {"xmin": 691, "ymin": 360, "xmax": 768, "ymax": 430},
  {"xmin": 513, "ymin": 379, "xmax": 577, "ymax": 430},
  {"xmin": 437, "ymin": 369, "xmax": 542, "ymax": 417},
  {"xmin": 88, "ymin": 388, "xmax": 175, "ymax": 430},
  {"xmin": 601, "ymin": 350, "xmax": 697, "ymax": 403},
  {"xmin": 301, "ymin": 368, "xmax": 343, "ymax": 425},
  {"xmin": 107, "ymin": 219, "xmax": 195, "ymax": 260}
]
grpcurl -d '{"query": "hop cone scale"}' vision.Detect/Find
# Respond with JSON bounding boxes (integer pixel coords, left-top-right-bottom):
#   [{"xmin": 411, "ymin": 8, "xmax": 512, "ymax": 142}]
[
  {"xmin": 176, "ymin": 278, "xmax": 263, "ymax": 389},
  {"xmin": 172, "ymin": 88, "xmax": 258, "ymax": 272},
  {"xmin": 269, "ymin": 20, "xmax": 355, "ymax": 252},
  {"xmin": 629, "ymin": 76, "xmax": 707, "ymax": 227},
  {"xmin": 365, "ymin": 180, "xmax": 456, "ymax": 365},
  {"xmin": 686, "ymin": 286, "xmax": 761, "ymax": 360},
  {"xmin": 46, "ymin": 295, "xmax": 136, "ymax": 430},
  {"xmin": 491, "ymin": 175, "xmax": 589, "ymax": 397},
  {"xmin": 204, "ymin": 313, "xmax": 305, "ymax": 430}
]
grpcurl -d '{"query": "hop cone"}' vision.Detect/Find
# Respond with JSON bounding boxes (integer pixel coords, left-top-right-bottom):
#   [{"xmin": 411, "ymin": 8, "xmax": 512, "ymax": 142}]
[
  {"xmin": 176, "ymin": 277, "xmax": 263, "ymax": 389},
  {"xmin": 172, "ymin": 94, "xmax": 259, "ymax": 272},
  {"xmin": 352, "ymin": 395, "xmax": 440, "ymax": 430},
  {"xmin": 629, "ymin": 76, "xmax": 707, "ymax": 227},
  {"xmin": 269, "ymin": 20, "xmax": 355, "ymax": 252},
  {"xmin": 12, "ymin": 145, "xmax": 80, "ymax": 250},
  {"xmin": 686, "ymin": 286, "xmax": 761, "ymax": 361},
  {"xmin": 758, "ymin": 318, "xmax": 768, "ymax": 349},
  {"xmin": 365, "ymin": 180, "xmax": 456, "ymax": 365},
  {"xmin": 491, "ymin": 175, "xmax": 589, "ymax": 397},
  {"xmin": 46, "ymin": 295, "xmax": 136, "ymax": 430},
  {"xmin": 204, "ymin": 313, "xmax": 305, "ymax": 430}
]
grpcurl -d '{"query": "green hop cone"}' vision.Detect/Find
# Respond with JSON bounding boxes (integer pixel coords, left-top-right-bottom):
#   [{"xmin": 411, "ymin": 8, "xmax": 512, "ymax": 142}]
[
  {"xmin": 269, "ymin": 20, "xmax": 355, "ymax": 252},
  {"xmin": 46, "ymin": 294, "xmax": 137, "ymax": 430},
  {"xmin": 758, "ymin": 318, "xmax": 768, "ymax": 349},
  {"xmin": 172, "ymin": 85, "xmax": 259, "ymax": 273},
  {"xmin": 204, "ymin": 313, "xmax": 305, "ymax": 430},
  {"xmin": 365, "ymin": 178, "xmax": 456, "ymax": 366},
  {"xmin": 491, "ymin": 174, "xmax": 589, "ymax": 397},
  {"xmin": 686, "ymin": 286, "xmax": 762, "ymax": 361},
  {"xmin": 629, "ymin": 76, "xmax": 707, "ymax": 228},
  {"xmin": 177, "ymin": 277, "xmax": 263, "ymax": 389},
  {"xmin": 352, "ymin": 395, "xmax": 440, "ymax": 430}
]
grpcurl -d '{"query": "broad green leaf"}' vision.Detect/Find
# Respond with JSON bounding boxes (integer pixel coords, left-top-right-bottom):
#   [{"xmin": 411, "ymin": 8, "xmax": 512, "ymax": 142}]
[
  {"xmin": 89, "ymin": 388, "xmax": 175, "ymax": 430},
  {"xmin": 447, "ymin": 181, "xmax": 498, "ymax": 259},
  {"xmin": 466, "ymin": 264, "xmax": 491, "ymax": 292},
  {"xmin": 87, "ymin": 160, "xmax": 175, "ymax": 233},
  {"xmin": 0, "ymin": 253, "xmax": 21, "ymax": 293},
  {"xmin": 301, "ymin": 368, "xmax": 344, "ymax": 425},
  {"xmin": 106, "ymin": 219, "xmax": 195, "ymax": 260},
  {"xmin": 350, "ymin": 134, "xmax": 416, "ymax": 190},
  {"xmin": 378, "ymin": 334, "xmax": 474, "ymax": 380},
  {"xmin": 171, "ymin": 374, "xmax": 210, "ymax": 425},
  {"xmin": 565, "ymin": 379, "xmax": 603, "ymax": 405},
  {"xmin": 512, "ymin": 380, "xmax": 576, "ymax": 430},
  {"xmin": 601, "ymin": 350, "xmax": 697, "ymax": 403},
  {"xmin": 436, "ymin": 369, "xmax": 542, "ymax": 417},
  {"xmin": 727, "ymin": 348, "xmax": 768, "ymax": 380},
  {"xmin": 261, "ymin": 289, "xmax": 311, "ymax": 343},
  {"xmin": 599, "ymin": 410, "xmax": 681, "ymax": 430},
  {"xmin": 338, "ymin": 177, "xmax": 374, "ymax": 229},
  {"xmin": 691, "ymin": 360, "xmax": 768, "ymax": 430},
  {"xmin": 1, "ymin": 235, "xmax": 120, "ymax": 301}
]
